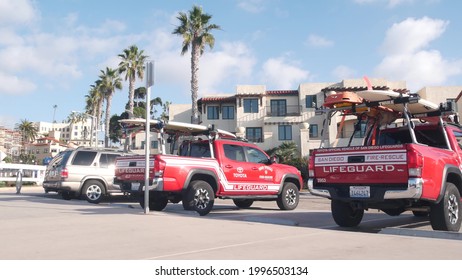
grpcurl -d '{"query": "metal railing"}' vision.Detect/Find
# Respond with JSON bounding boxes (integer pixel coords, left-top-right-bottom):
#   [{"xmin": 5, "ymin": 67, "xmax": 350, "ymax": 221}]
[{"xmin": 266, "ymin": 105, "xmax": 302, "ymax": 117}]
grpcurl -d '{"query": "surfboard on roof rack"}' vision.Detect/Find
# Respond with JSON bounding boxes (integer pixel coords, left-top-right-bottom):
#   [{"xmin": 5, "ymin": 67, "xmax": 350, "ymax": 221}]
[
  {"xmin": 356, "ymin": 90, "xmax": 439, "ymax": 114},
  {"xmin": 118, "ymin": 119, "xmax": 236, "ymax": 139}
]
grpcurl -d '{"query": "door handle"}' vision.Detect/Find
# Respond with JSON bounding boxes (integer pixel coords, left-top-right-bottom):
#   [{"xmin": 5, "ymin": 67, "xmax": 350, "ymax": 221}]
[
  {"xmin": 251, "ymin": 167, "xmax": 258, "ymax": 170},
  {"xmin": 225, "ymin": 165, "xmax": 233, "ymax": 168}
]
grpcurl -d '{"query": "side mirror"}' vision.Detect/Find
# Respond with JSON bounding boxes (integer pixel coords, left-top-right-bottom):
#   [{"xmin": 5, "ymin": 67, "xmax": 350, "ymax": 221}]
[{"xmin": 270, "ymin": 155, "xmax": 278, "ymax": 164}]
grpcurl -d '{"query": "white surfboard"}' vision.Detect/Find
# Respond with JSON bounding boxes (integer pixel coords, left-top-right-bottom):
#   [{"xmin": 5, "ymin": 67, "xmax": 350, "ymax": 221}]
[
  {"xmin": 356, "ymin": 89, "xmax": 407, "ymax": 102},
  {"xmin": 356, "ymin": 90, "xmax": 439, "ymax": 114},
  {"xmin": 119, "ymin": 119, "xmax": 236, "ymax": 138}
]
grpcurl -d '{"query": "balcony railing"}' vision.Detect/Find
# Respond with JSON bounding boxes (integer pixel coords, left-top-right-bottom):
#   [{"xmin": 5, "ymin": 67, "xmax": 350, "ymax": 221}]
[{"xmin": 266, "ymin": 105, "xmax": 302, "ymax": 117}]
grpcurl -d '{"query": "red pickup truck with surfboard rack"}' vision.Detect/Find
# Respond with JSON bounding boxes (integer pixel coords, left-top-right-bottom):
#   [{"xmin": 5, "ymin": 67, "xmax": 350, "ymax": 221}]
[
  {"xmin": 308, "ymin": 87, "xmax": 462, "ymax": 231},
  {"xmin": 114, "ymin": 119, "xmax": 303, "ymax": 216}
]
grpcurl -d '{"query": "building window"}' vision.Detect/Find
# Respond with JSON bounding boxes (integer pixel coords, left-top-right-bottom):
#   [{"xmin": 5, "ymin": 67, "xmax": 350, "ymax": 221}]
[
  {"xmin": 243, "ymin": 99, "xmax": 259, "ymax": 113},
  {"xmin": 246, "ymin": 127, "xmax": 263, "ymax": 143},
  {"xmin": 207, "ymin": 106, "xmax": 219, "ymax": 120},
  {"xmin": 306, "ymin": 95, "xmax": 318, "ymax": 108},
  {"xmin": 278, "ymin": 125, "xmax": 292, "ymax": 140},
  {"xmin": 151, "ymin": 140, "xmax": 158, "ymax": 149},
  {"xmin": 309, "ymin": 124, "xmax": 318, "ymax": 138},
  {"xmin": 270, "ymin": 100, "xmax": 287, "ymax": 116},
  {"xmin": 222, "ymin": 106, "xmax": 235, "ymax": 119}
]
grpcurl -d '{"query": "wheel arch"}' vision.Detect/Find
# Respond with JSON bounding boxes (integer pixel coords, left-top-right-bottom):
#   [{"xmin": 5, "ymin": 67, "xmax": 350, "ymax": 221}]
[
  {"xmin": 437, "ymin": 165, "xmax": 462, "ymax": 203},
  {"xmin": 279, "ymin": 174, "xmax": 302, "ymax": 193},
  {"xmin": 80, "ymin": 177, "xmax": 107, "ymax": 195},
  {"xmin": 183, "ymin": 170, "xmax": 219, "ymax": 193}
]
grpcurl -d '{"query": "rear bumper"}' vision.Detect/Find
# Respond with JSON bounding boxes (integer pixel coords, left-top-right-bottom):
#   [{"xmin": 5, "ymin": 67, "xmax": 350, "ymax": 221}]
[
  {"xmin": 307, "ymin": 178, "xmax": 423, "ymax": 200},
  {"xmin": 115, "ymin": 177, "xmax": 164, "ymax": 193}
]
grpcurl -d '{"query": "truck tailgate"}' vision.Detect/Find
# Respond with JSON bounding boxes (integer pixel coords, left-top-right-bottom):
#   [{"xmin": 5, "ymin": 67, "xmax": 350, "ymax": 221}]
[{"xmin": 313, "ymin": 145, "xmax": 408, "ymax": 184}]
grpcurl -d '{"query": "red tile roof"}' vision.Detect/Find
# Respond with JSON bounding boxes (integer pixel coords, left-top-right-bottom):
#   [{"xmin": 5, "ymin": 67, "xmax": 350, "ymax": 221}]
[{"xmin": 266, "ymin": 90, "xmax": 298, "ymax": 95}]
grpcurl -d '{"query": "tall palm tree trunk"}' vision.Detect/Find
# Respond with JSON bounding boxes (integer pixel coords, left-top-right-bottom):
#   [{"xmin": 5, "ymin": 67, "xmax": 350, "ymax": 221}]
[
  {"xmin": 128, "ymin": 77, "xmax": 135, "ymax": 116},
  {"xmin": 105, "ymin": 93, "xmax": 113, "ymax": 148},
  {"xmin": 190, "ymin": 44, "xmax": 201, "ymax": 124}
]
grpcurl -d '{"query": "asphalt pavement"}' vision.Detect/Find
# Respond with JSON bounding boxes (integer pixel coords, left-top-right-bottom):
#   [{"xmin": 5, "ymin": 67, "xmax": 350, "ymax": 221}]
[{"xmin": 1, "ymin": 186, "xmax": 461, "ymax": 260}]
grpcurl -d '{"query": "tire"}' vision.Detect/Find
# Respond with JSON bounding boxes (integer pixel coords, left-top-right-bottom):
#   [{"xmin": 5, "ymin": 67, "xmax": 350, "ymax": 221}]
[
  {"xmin": 82, "ymin": 180, "xmax": 105, "ymax": 204},
  {"xmin": 233, "ymin": 199, "xmax": 254, "ymax": 209},
  {"xmin": 277, "ymin": 182, "xmax": 299, "ymax": 210},
  {"xmin": 186, "ymin": 180, "xmax": 215, "ymax": 216},
  {"xmin": 382, "ymin": 208, "xmax": 405, "ymax": 216},
  {"xmin": 331, "ymin": 200, "xmax": 364, "ymax": 227},
  {"xmin": 182, "ymin": 197, "xmax": 193, "ymax": 210},
  {"xmin": 430, "ymin": 182, "xmax": 461, "ymax": 232},
  {"xmin": 61, "ymin": 191, "xmax": 73, "ymax": 200},
  {"xmin": 139, "ymin": 192, "xmax": 168, "ymax": 211}
]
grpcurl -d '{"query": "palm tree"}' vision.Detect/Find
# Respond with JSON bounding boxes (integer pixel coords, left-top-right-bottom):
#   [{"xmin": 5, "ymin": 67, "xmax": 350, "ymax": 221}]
[
  {"xmin": 266, "ymin": 142, "xmax": 299, "ymax": 163},
  {"xmin": 66, "ymin": 111, "xmax": 86, "ymax": 124},
  {"xmin": 172, "ymin": 5, "xmax": 221, "ymax": 124},
  {"xmin": 85, "ymin": 82, "xmax": 104, "ymax": 125},
  {"xmin": 98, "ymin": 67, "xmax": 123, "ymax": 147},
  {"xmin": 118, "ymin": 45, "xmax": 148, "ymax": 117},
  {"xmin": 17, "ymin": 119, "xmax": 38, "ymax": 155}
]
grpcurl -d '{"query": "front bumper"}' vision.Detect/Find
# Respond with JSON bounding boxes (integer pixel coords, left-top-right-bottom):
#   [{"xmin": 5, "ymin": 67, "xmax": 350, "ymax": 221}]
[{"xmin": 307, "ymin": 178, "xmax": 423, "ymax": 200}]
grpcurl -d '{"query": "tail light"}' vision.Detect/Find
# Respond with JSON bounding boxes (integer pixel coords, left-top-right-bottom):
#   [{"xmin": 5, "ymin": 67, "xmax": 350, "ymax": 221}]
[
  {"xmin": 154, "ymin": 159, "xmax": 166, "ymax": 177},
  {"xmin": 60, "ymin": 168, "xmax": 69, "ymax": 179},
  {"xmin": 407, "ymin": 147, "xmax": 423, "ymax": 177},
  {"xmin": 308, "ymin": 156, "xmax": 315, "ymax": 177}
]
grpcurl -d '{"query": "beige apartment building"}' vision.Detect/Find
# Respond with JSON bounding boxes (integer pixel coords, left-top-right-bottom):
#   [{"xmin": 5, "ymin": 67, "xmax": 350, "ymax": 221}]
[{"xmin": 168, "ymin": 78, "xmax": 462, "ymax": 157}]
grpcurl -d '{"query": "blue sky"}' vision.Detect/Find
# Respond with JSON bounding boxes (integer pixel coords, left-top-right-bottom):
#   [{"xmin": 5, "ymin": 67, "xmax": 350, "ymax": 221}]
[{"xmin": 1, "ymin": 0, "xmax": 462, "ymax": 128}]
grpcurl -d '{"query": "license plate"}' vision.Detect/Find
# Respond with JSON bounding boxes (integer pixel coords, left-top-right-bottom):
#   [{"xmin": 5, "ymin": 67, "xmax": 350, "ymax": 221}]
[
  {"xmin": 131, "ymin": 182, "xmax": 140, "ymax": 191},
  {"xmin": 349, "ymin": 186, "xmax": 370, "ymax": 198}
]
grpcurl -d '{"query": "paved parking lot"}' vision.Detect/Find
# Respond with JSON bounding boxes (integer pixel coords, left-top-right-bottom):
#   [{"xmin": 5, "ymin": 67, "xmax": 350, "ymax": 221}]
[{"xmin": 1, "ymin": 186, "xmax": 461, "ymax": 259}]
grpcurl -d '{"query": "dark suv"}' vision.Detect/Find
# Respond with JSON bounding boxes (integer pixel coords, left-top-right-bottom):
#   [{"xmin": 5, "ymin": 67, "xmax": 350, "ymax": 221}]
[{"xmin": 43, "ymin": 147, "xmax": 130, "ymax": 203}]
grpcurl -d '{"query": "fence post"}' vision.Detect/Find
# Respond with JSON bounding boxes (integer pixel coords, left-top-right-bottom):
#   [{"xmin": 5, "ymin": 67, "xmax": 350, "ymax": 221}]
[{"xmin": 15, "ymin": 169, "xmax": 23, "ymax": 194}]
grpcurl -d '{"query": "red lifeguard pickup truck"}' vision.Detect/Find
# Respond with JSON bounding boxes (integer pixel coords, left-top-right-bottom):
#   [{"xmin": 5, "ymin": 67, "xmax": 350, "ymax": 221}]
[
  {"xmin": 308, "ymin": 90, "xmax": 462, "ymax": 232},
  {"xmin": 114, "ymin": 121, "xmax": 303, "ymax": 216}
]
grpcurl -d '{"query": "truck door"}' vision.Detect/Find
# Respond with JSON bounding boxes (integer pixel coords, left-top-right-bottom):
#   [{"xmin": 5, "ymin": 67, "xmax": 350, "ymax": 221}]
[{"xmin": 221, "ymin": 144, "xmax": 275, "ymax": 195}]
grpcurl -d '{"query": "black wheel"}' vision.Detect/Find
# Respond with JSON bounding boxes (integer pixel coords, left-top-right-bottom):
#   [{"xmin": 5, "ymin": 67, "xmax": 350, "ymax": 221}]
[
  {"xmin": 331, "ymin": 200, "xmax": 364, "ymax": 227},
  {"xmin": 430, "ymin": 182, "xmax": 461, "ymax": 232},
  {"xmin": 382, "ymin": 208, "xmax": 405, "ymax": 216},
  {"xmin": 186, "ymin": 180, "xmax": 214, "ymax": 216},
  {"xmin": 182, "ymin": 197, "xmax": 193, "ymax": 210},
  {"xmin": 82, "ymin": 180, "xmax": 105, "ymax": 204},
  {"xmin": 233, "ymin": 199, "xmax": 254, "ymax": 208},
  {"xmin": 139, "ymin": 192, "xmax": 168, "ymax": 211},
  {"xmin": 61, "ymin": 191, "xmax": 73, "ymax": 200},
  {"xmin": 277, "ymin": 182, "xmax": 299, "ymax": 210}
]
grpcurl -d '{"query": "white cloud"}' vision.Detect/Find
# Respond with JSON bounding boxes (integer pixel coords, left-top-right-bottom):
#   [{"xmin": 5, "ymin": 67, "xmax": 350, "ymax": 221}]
[
  {"xmin": 0, "ymin": 72, "xmax": 36, "ymax": 94},
  {"xmin": 0, "ymin": 0, "xmax": 39, "ymax": 26},
  {"xmin": 375, "ymin": 17, "xmax": 462, "ymax": 90},
  {"xmin": 332, "ymin": 65, "xmax": 357, "ymax": 80},
  {"xmin": 306, "ymin": 34, "xmax": 334, "ymax": 48},
  {"xmin": 353, "ymin": 0, "xmax": 418, "ymax": 8},
  {"xmin": 261, "ymin": 57, "xmax": 310, "ymax": 89},
  {"xmin": 201, "ymin": 42, "xmax": 257, "ymax": 93},
  {"xmin": 380, "ymin": 17, "xmax": 448, "ymax": 55},
  {"xmin": 237, "ymin": 0, "xmax": 265, "ymax": 13}
]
